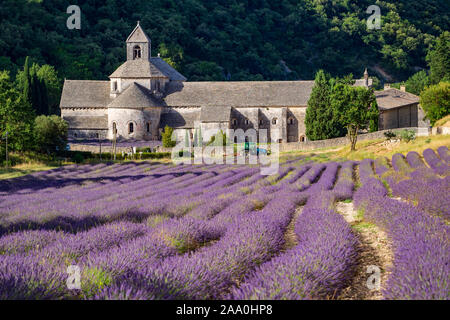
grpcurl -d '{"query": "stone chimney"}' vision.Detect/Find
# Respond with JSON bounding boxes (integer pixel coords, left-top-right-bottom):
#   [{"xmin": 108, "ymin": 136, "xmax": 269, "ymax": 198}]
[{"xmin": 400, "ymin": 85, "xmax": 406, "ymax": 92}]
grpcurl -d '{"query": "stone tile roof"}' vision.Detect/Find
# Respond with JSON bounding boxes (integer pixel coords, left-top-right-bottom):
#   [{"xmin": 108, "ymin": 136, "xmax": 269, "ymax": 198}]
[
  {"xmin": 109, "ymin": 58, "xmax": 186, "ymax": 80},
  {"xmin": 60, "ymin": 80, "xmax": 112, "ymax": 108},
  {"xmin": 107, "ymin": 83, "xmax": 163, "ymax": 109},
  {"xmin": 60, "ymin": 78, "xmax": 372, "ymax": 110},
  {"xmin": 163, "ymin": 81, "xmax": 316, "ymax": 107},
  {"xmin": 160, "ymin": 109, "xmax": 200, "ymax": 129},
  {"xmin": 375, "ymin": 88, "xmax": 420, "ymax": 110},
  {"xmin": 201, "ymin": 106, "xmax": 231, "ymax": 122},
  {"xmin": 62, "ymin": 115, "xmax": 108, "ymax": 129},
  {"xmin": 126, "ymin": 23, "xmax": 151, "ymax": 43}
]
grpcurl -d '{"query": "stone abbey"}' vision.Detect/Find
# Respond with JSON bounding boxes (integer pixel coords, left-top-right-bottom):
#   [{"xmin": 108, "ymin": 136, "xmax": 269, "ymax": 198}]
[{"xmin": 60, "ymin": 22, "xmax": 423, "ymax": 143}]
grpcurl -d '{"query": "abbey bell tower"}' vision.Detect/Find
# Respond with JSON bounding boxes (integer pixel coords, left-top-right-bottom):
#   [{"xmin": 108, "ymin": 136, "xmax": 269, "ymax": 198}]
[{"xmin": 126, "ymin": 21, "xmax": 151, "ymax": 61}]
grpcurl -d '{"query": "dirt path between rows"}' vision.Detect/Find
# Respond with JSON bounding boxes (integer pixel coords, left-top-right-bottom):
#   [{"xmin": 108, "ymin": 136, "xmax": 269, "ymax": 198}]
[
  {"xmin": 282, "ymin": 206, "xmax": 304, "ymax": 251},
  {"xmin": 335, "ymin": 201, "xmax": 393, "ymax": 300}
]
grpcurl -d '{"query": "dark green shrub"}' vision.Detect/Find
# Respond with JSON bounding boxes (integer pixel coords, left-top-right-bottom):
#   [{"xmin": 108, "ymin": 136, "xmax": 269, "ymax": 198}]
[
  {"xmin": 384, "ymin": 130, "xmax": 397, "ymax": 141},
  {"xmin": 73, "ymin": 152, "xmax": 84, "ymax": 163}
]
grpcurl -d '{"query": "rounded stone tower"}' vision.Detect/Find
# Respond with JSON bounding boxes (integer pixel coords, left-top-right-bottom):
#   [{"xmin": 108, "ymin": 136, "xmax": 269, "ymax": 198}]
[{"xmin": 107, "ymin": 82, "xmax": 162, "ymax": 140}]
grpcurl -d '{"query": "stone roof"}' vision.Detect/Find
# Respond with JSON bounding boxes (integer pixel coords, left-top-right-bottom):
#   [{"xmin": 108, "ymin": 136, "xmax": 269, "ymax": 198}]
[
  {"xmin": 60, "ymin": 80, "xmax": 112, "ymax": 108},
  {"xmin": 201, "ymin": 106, "xmax": 231, "ymax": 122},
  {"xmin": 126, "ymin": 22, "xmax": 151, "ymax": 43},
  {"xmin": 375, "ymin": 88, "xmax": 420, "ymax": 110},
  {"xmin": 164, "ymin": 81, "xmax": 316, "ymax": 107},
  {"xmin": 60, "ymin": 78, "xmax": 372, "ymax": 110},
  {"xmin": 160, "ymin": 109, "xmax": 200, "ymax": 129},
  {"xmin": 62, "ymin": 115, "xmax": 108, "ymax": 129},
  {"xmin": 107, "ymin": 82, "xmax": 163, "ymax": 109},
  {"xmin": 109, "ymin": 58, "xmax": 186, "ymax": 80}
]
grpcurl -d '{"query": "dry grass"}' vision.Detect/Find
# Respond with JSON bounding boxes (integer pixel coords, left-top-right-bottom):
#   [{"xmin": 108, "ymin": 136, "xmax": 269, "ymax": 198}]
[
  {"xmin": 0, "ymin": 163, "xmax": 58, "ymax": 180},
  {"xmin": 281, "ymin": 134, "xmax": 450, "ymax": 163},
  {"xmin": 434, "ymin": 115, "xmax": 450, "ymax": 127}
]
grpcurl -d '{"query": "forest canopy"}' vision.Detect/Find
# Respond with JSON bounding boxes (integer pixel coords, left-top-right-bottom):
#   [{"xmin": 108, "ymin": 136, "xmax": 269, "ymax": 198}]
[{"xmin": 0, "ymin": 0, "xmax": 448, "ymax": 83}]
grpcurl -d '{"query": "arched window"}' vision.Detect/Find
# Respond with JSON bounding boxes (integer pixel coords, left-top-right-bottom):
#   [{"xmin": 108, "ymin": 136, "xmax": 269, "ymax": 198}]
[
  {"xmin": 231, "ymin": 118, "xmax": 237, "ymax": 126},
  {"xmin": 300, "ymin": 136, "xmax": 305, "ymax": 142},
  {"xmin": 234, "ymin": 136, "xmax": 238, "ymax": 143},
  {"xmin": 146, "ymin": 122, "xmax": 151, "ymax": 133},
  {"xmin": 112, "ymin": 122, "xmax": 117, "ymax": 135},
  {"xmin": 129, "ymin": 122, "xmax": 134, "ymax": 134},
  {"xmin": 244, "ymin": 119, "xmax": 249, "ymax": 125},
  {"xmin": 288, "ymin": 117, "xmax": 294, "ymax": 125},
  {"xmin": 259, "ymin": 119, "xmax": 264, "ymax": 125},
  {"xmin": 272, "ymin": 118, "xmax": 278, "ymax": 125},
  {"xmin": 112, "ymin": 81, "xmax": 118, "ymax": 92},
  {"xmin": 133, "ymin": 45, "xmax": 142, "ymax": 59}
]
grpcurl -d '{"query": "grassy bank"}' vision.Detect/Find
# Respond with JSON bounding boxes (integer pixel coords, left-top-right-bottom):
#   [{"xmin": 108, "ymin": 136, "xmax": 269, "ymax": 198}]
[
  {"xmin": 0, "ymin": 163, "xmax": 59, "ymax": 180},
  {"xmin": 281, "ymin": 134, "xmax": 450, "ymax": 163}
]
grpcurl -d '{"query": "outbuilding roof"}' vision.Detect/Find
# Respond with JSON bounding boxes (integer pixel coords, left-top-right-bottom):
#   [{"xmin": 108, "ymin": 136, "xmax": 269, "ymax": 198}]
[{"xmin": 375, "ymin": 88, "xmax": 420, "ymax": 110}]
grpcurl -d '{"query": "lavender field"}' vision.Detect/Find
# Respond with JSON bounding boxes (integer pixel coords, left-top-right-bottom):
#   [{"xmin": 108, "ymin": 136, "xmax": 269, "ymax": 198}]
[{"xmin": 0, "ymin": 146, "xmax": 448, "ymax": 300}]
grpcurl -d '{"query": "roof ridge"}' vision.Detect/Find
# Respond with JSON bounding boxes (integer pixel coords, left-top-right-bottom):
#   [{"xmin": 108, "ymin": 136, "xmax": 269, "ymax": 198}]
[{"xmin": 64, "ymin": 80, "xmax": 109, "ymax": 83}]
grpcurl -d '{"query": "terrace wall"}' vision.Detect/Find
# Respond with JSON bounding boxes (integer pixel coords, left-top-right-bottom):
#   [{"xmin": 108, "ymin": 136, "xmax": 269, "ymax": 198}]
[{"xmin": 280, "ymin": 127, "xmax": 430, "ymax": 152}]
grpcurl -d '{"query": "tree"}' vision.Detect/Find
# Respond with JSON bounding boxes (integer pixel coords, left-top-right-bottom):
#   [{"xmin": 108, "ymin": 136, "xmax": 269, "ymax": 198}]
[
  {"xmin": 332, "ymin": 84, "xmax": 378, "ymax": 151},
  {"xmin": 405, "ymin": 70, "xmax": 430, "ymax": 95},
  {"xmin": 17, "ymin": 59, "xmax": 51, "ymax": 115},
  {"xmin": 0, "ymin": 71, "xmax": 35, "ymax": 152},
  {"xmin": 419, "ymin": 82, "xmax": 450, "ymax": 126},
  {"xmin": 33, "ymin": 115, "xmax": 68, "ymax": 155},
  {"xmin": 426, "ymin": 32, "xmax": 450, "ymax": 84},
  {"xmin": 22, "ymin": 57, "xmax": 32, "ymax": 106},
  {"xmin": 162, "ymin": 125, "xmax": 176, "ymax": 148},
  {"xmin": 305, "ymin": 70, "xmax": 346, "ymax": 140}
]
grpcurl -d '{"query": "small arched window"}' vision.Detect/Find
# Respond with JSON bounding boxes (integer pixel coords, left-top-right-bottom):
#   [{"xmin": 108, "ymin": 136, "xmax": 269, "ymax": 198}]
[
  {"xmin": 133, "ymin": 45, "xmax": 142, "ymax": 59},
  {"xmin": 259, "ymin": 119, "xmax": 264, "ymax": 125},
  {"xmin": 272, "ymin": 118, "xmax": 278, "ymax": 125},
  {"xmin": 112, "ymin": 81, "xmax": 118, "ymax": 92},
  {"xmin": 231, "ymin": 118, "xmax": 237, "ymax": 126},
  {"xmin": 129, "ymin": 122, "xmax": 134, "ymax": 134},
  {"xmin": 112, "ymin": 122, "xmax": 117, "ymax": 135},
  {"xmin": 244, "ymin": 119, "xmax": 249, "ymax": 125},
  {"xmin": 146, "ymin": 122, "xmax": 151, "ymax": 133},
  {"xmin": 300, "ymin": 136, "xmax": 305, "ymax": 142},
  {"xmin": 288, "ymin": 117, "xmax": 294, "ymax": 125}
]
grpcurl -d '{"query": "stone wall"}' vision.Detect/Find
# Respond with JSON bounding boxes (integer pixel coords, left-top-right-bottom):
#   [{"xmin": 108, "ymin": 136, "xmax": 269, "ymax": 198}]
[
  {"xmin": 68, "ymin": 129, "xmax": 108, "ymax": 140},
  {"xmin": 280, "ymin": 127, "xmax": 429, "ymax": 152}
]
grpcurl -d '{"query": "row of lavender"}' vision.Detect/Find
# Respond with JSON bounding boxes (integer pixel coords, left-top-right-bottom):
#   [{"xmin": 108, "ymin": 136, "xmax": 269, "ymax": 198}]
[
  {"xmin": 0, "ymin": 146, "xmax": 448, "ymax": 299},
  {"xmin": 354, "ymin": 146, "xmax": 449, "ymax": 299},
  {"xmin": 0, "ymin": 157, "xmax": 364, "ymax": 299}
]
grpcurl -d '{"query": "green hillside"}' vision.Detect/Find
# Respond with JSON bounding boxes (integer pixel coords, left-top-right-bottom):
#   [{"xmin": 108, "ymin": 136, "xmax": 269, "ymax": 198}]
[{"xmin": 0, "ymin": 0, "xmax": 448, "ymax": 82}]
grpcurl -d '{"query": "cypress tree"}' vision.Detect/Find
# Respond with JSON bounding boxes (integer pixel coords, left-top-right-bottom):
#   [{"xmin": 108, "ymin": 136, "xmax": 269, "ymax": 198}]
[
  {"xmin": 305, "ymin": 70, "xmax": 346, "ymax": 140},
  {"xmin": 22, "ymin": 56, "xmax": 32, "ymax": 105},
  {"xmin": 39, "ymin": 78, "xmax": 49, "ymax": 115}
]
